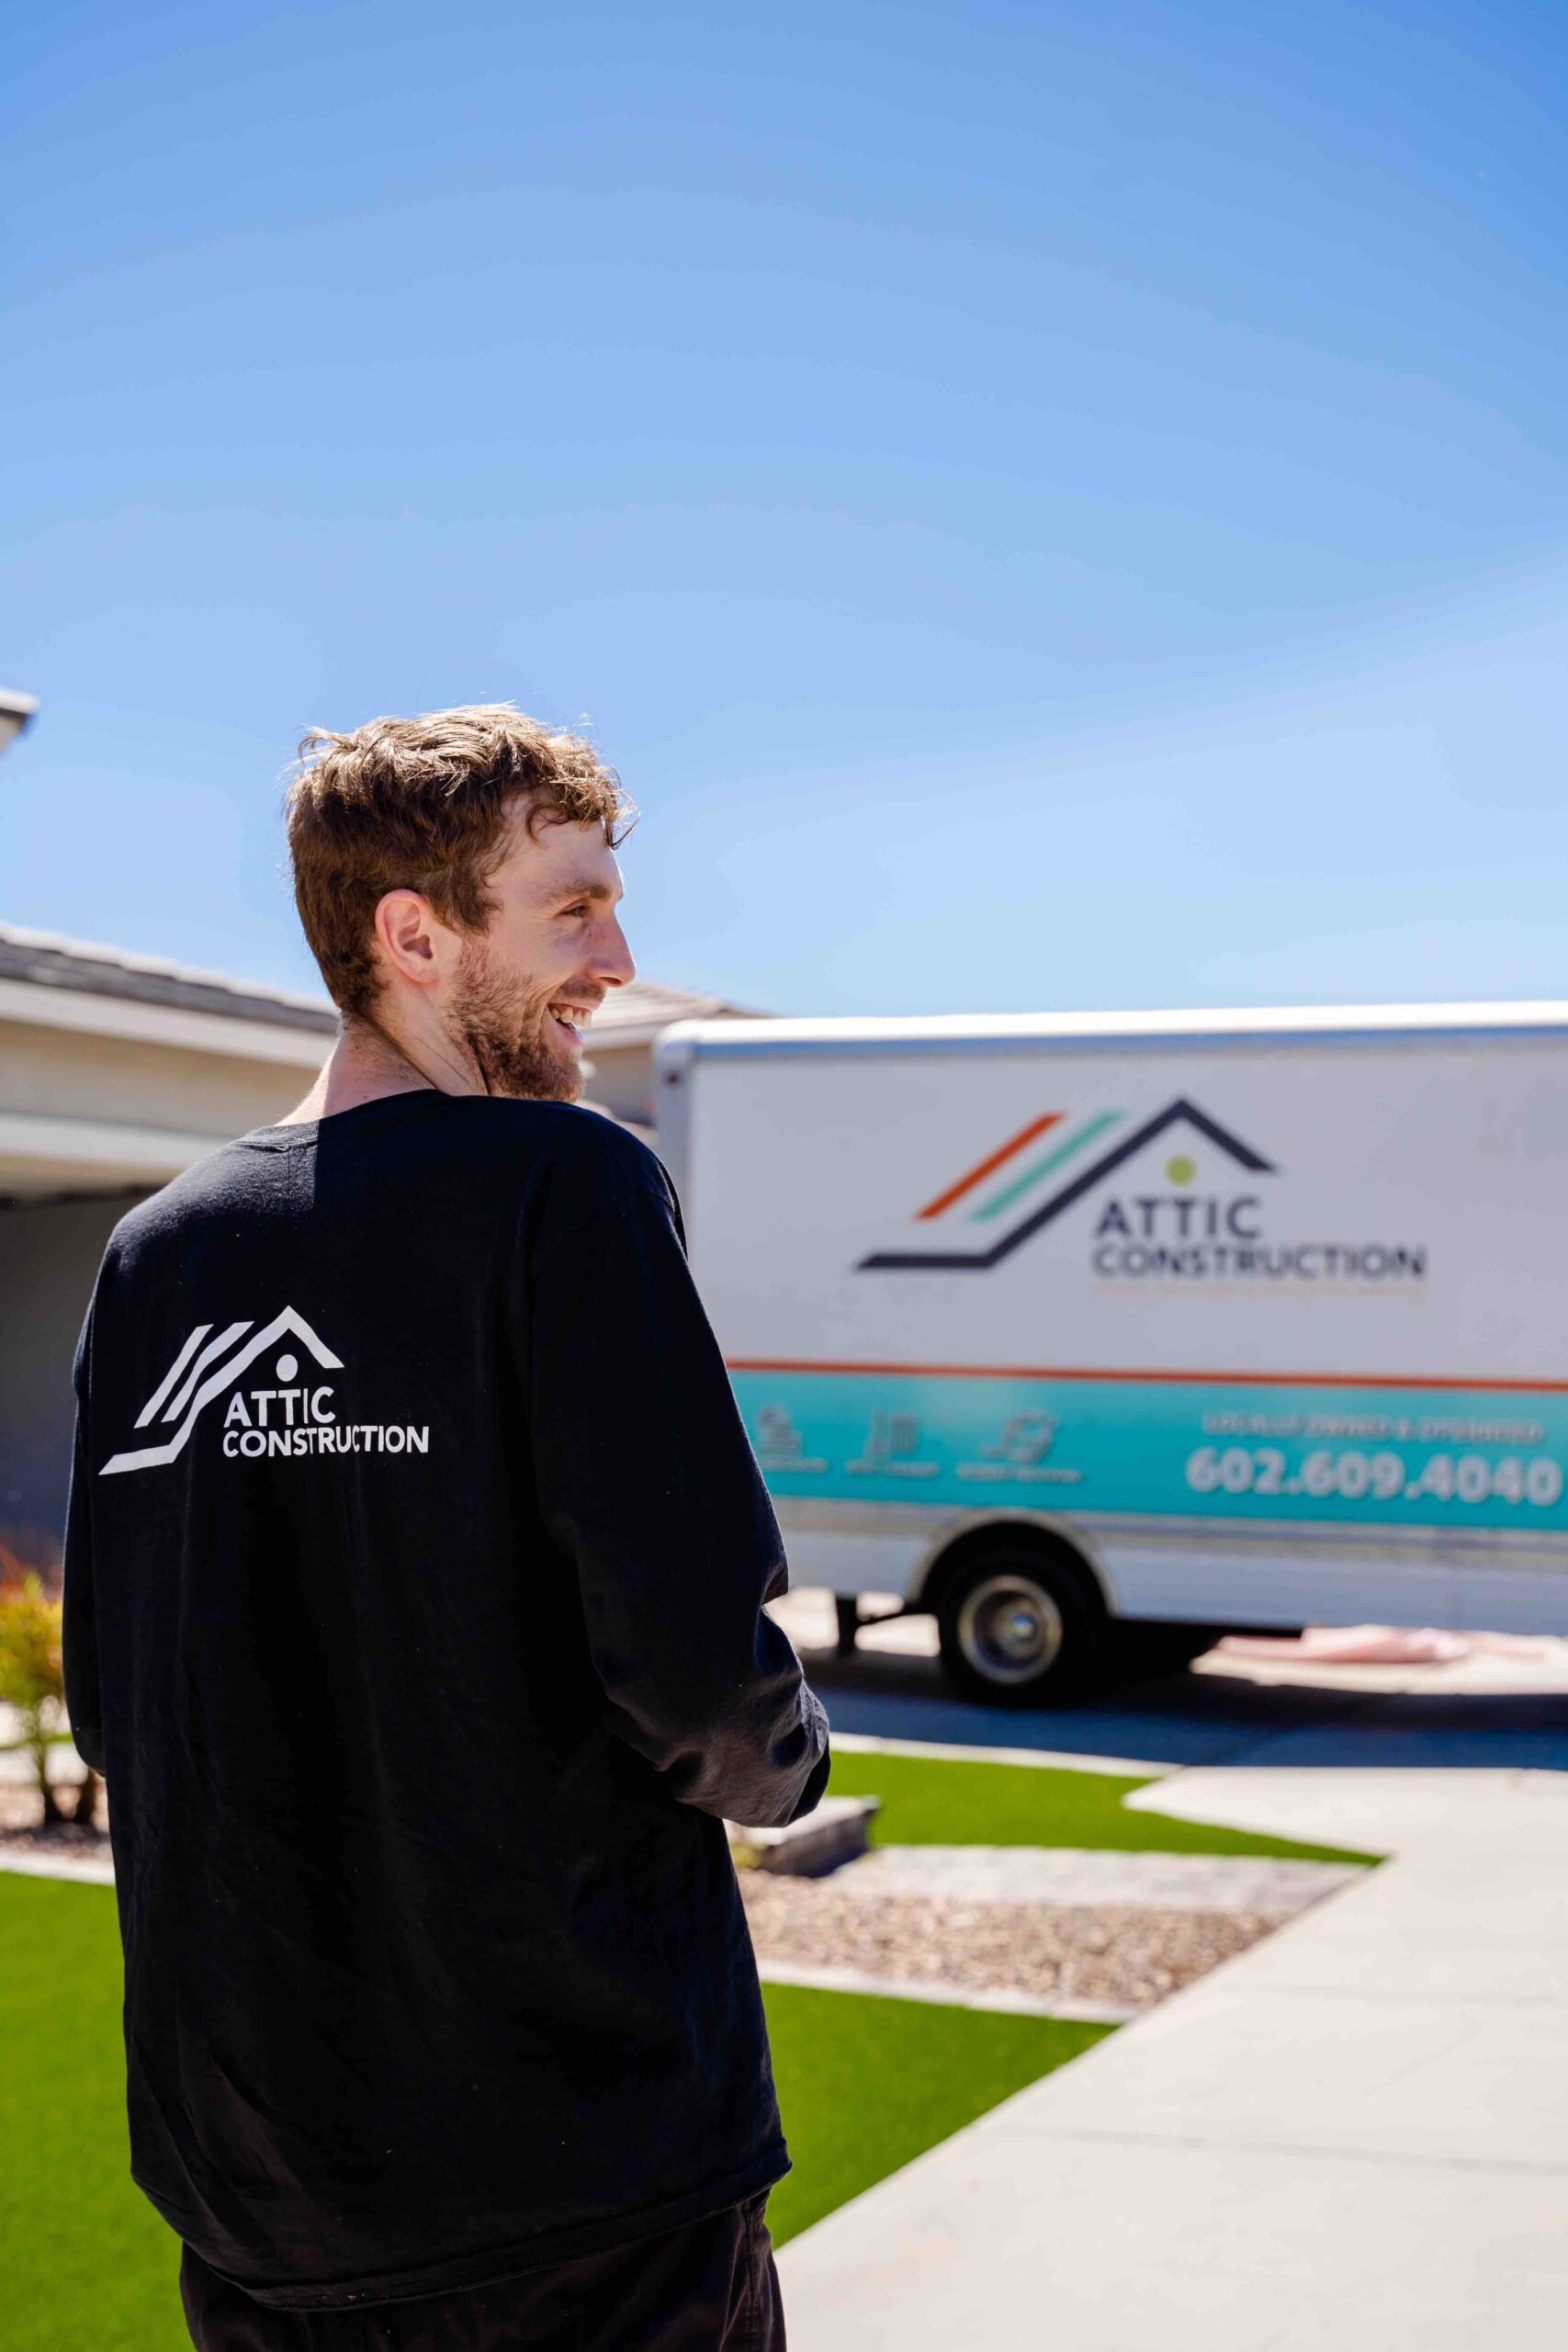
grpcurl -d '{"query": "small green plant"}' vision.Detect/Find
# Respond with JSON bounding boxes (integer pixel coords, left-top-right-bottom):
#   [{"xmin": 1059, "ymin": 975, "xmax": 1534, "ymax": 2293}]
[{"xmin": 0, "ymin": 1555, "xmax": 98, "ymax": 1832}]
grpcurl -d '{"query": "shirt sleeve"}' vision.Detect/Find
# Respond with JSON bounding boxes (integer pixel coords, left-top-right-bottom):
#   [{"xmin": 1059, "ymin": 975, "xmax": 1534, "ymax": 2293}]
[
  {"xmin": 61, "ymin": 1302, "xmax": 107, "ymax": 1779},
  {"xmin": 525, "ymin": 1149, "xmax": 829, "ymax": 1830}
]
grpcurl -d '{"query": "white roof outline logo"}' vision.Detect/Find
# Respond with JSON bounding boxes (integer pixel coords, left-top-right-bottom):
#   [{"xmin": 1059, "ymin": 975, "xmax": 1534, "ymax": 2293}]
[{"xmin": 101, "ymin": 1307, "xmax": 344, "ymax": 1477}]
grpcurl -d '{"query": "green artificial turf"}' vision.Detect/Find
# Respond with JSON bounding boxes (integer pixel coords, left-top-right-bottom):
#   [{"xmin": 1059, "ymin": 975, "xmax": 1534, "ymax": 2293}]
[
  {"xmin": 761, "ymin": 1984, "xmax": 1111, "ymax": 2245},
  {"xmin": 1, "ymin": 1760, "xmax": 1370, "ymax": 2352},
  {"xmin": 0, "ymin": 1873, "xmax": 182, "ymax": 2352},
  {"xmin": 0, "ymin": 1873, "xmax": 1111, "ymax": 2347},
  {"xmin": 827, "ymin": 1747, "xmax": 1380, "ymax": 1866}
]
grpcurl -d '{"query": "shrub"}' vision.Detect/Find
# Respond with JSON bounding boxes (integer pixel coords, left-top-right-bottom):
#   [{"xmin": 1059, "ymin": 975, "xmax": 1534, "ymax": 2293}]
[{"xmin": 0, "ymin": 1553, "xmax": 98, "ymax": 1831}]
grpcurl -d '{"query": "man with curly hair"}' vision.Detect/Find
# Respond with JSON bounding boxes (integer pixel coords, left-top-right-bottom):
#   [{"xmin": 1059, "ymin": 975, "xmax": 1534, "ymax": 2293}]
[{"xmin": 63, "ymin": 706, "xmax": 829, "ymax": 2351}]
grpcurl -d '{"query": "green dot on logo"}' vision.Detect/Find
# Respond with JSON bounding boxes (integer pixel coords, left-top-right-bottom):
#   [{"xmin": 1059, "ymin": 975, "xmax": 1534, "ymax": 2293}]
[{"xmin": 1165, "ymin": 1154, "xmax": 1196, "ymax": 1186}]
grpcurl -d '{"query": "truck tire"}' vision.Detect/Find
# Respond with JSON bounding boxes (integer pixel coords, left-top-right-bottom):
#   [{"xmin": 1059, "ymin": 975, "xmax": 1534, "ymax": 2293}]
[{"xmin": 935, "ymin": 1544, "xmax": 1102, "ymax": 1707}]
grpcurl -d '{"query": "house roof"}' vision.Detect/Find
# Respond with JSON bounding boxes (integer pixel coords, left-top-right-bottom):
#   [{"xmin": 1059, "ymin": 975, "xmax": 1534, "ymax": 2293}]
[
  {"xmin": 0, "ymin": 920, "xmax": 754, "ymax": 1046},
  {"xmin": 583, "ymin": 976, "xmax": 756, "ymax": 1046},
  {"xmin": 0, "ymin": 920, "xmax": 338, "ymax": 1033}
]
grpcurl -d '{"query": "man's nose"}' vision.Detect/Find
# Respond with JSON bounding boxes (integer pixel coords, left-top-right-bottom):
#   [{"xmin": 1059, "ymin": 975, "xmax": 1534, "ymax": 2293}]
[{"xmin": 592, "ymin": 916, "xmax": 636, "ymax": 989}]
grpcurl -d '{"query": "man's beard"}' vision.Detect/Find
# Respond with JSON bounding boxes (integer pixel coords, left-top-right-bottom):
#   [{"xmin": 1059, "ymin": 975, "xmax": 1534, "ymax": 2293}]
[{"xmin": 447, "ymin": 939, "xmax": 585, "ymax": 1102}]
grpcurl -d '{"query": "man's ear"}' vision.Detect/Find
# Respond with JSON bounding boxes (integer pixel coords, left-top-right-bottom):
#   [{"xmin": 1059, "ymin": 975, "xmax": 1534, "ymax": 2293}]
[{"xmin": 374, "ymin": 889, "xmax": 444, "ymax": 988}]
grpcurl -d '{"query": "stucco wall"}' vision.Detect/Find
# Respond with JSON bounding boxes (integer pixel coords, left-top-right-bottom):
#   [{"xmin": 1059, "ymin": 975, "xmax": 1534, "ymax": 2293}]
[
  {"xmin": 0, "ymin": 1191, "xmax": 150, "ymax": 1555},
  {"xmin": 583, "ymin": 1038, "xmax": 655, "ymax": 1125},
  {"xmin": 0, "ymin": 1017, "xmax": 319, "ymax": 1137}
]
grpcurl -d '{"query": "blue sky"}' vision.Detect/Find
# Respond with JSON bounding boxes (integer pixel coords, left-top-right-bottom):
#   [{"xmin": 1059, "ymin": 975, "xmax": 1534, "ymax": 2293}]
[{"xmin": 4, "ymin": 0, "xmax": 1565, "ymax": 1014}]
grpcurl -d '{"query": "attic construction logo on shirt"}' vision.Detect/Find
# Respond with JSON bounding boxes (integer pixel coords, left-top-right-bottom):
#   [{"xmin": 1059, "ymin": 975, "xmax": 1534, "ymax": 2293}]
[{"xmin": 99, "ymin": 1306, "xmax": 431, "ymax": 1478}]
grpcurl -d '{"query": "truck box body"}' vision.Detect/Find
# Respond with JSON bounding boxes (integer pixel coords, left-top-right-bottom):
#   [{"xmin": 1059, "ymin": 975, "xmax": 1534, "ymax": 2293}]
[{"xmin": 656, "ymin": 1006, "xmax": 1568, "ymax": 1643}]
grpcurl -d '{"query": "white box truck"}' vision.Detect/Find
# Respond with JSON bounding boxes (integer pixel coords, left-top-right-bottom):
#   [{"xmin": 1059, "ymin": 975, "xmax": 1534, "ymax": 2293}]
[{"xmin": 656, "ymin": 1003, "xmax": 1568, "ymax": 1704}]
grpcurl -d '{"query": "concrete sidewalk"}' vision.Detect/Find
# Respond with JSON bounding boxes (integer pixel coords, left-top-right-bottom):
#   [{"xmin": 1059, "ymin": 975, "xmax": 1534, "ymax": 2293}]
[{"xmin": 780, "ymin": 1676, "xmax": 1568, "ymax": 2348}]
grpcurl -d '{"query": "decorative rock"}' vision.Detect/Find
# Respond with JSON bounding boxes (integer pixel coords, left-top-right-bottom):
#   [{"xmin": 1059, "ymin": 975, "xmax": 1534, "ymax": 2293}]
[{"xmin": 739, "ymin": 1874, "xmax": 1279, "ymax": 2013}]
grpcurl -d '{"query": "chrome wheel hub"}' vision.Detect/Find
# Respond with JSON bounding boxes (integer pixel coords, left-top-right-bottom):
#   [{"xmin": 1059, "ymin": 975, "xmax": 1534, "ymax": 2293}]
[{"xmin": 955, "ymin": 1573, "xmax": 1065, "ymax": 1686}]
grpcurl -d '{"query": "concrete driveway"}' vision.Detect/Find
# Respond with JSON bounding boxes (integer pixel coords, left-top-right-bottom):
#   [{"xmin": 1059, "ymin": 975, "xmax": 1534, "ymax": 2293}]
[
  {"xmin": 773, "ymin": 1585, "xmax": 1568, "ymax": 1773},
  {"xmin": 774, "ymin": 1597, "xmax": 1568, "ymax": 2349}
]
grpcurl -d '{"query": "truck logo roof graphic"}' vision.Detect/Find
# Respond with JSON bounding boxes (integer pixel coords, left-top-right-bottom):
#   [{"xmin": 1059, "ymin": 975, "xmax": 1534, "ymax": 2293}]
[
  {"xmin": 101, "ymin": 1306, "xmax": 344, "ymax": 1476},
  {"xmin": 858, "ymin": 1098, "xmax": 1274, "ymax": 1272}
]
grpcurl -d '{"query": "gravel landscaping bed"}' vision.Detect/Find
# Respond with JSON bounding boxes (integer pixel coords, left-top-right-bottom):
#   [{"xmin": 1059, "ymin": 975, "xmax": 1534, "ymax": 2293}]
[{"xmin": 739, "ymin": 1869, "xmax": 1277, "ymax": 2012}]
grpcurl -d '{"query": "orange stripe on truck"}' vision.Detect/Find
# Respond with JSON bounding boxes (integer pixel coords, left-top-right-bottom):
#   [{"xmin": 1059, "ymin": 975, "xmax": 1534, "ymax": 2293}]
[
  {"xmin": 914, "ymin": 1112, "xmax": 1063, "ymax": 1220},
  {"xmin": 726, "ymin": 1358, "xmax": 1568, "ymax": 1394}
]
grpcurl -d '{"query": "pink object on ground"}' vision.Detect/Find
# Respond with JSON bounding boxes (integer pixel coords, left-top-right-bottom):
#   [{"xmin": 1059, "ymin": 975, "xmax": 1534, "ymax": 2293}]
[{"xmin": 1216, "ymin": 1624, "xmax": 1558, "ymax": 1667}]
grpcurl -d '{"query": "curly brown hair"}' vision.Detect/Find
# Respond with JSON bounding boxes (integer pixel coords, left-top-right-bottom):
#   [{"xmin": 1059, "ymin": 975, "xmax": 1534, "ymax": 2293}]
[{"xmin": 285, "ymin": 704, "xmax": 635, "ymax": 1023}]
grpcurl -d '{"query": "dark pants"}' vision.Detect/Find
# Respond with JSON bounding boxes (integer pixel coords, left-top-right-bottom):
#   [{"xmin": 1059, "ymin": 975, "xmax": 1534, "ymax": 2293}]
[{"xmin": 179, "ymin": 2196, "xmax": 784, "ymax": 2352}]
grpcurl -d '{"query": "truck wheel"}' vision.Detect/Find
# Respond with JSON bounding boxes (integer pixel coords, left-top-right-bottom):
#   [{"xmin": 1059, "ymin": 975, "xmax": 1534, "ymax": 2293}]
[{"xmin": 935, "ymin": 1546, "xmax": 1101, "ymax": 1708}]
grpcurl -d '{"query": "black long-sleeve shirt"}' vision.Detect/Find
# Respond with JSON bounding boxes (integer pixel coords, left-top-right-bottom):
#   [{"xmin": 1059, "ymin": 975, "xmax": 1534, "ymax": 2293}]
[{"xmin": 61, "ymin": 1089, "xmax": 829, "ymax": 2310}]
